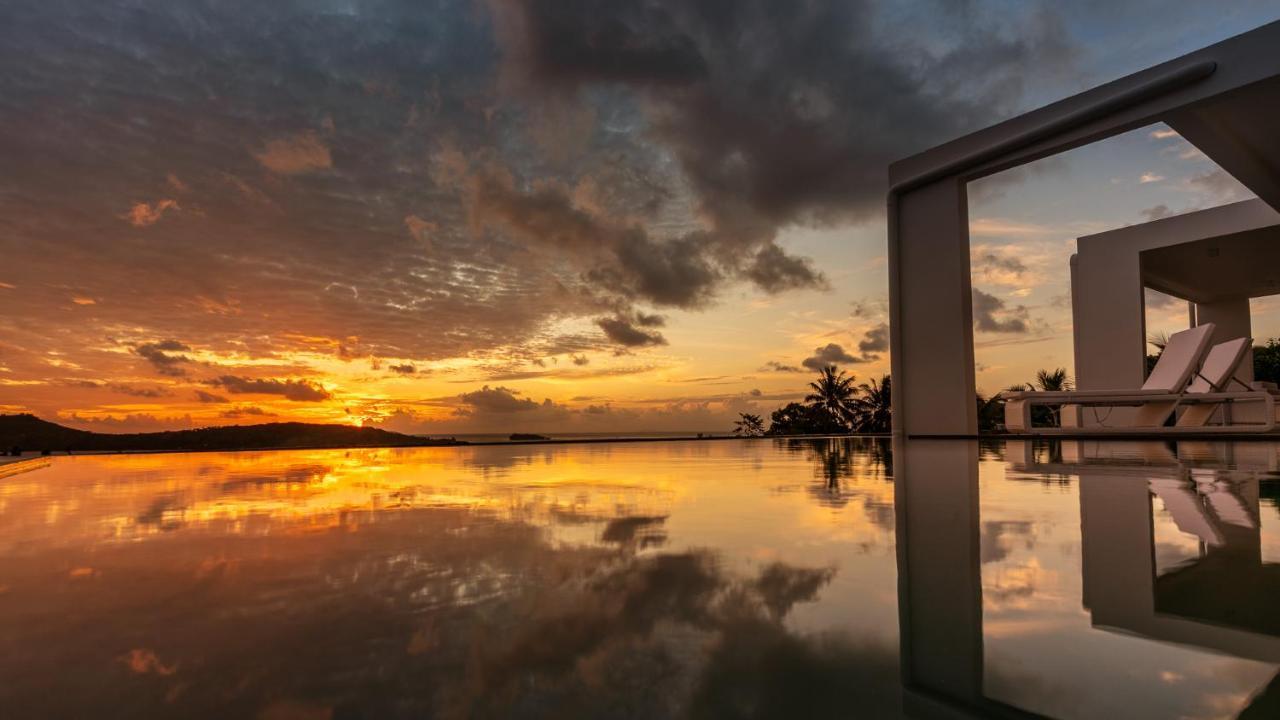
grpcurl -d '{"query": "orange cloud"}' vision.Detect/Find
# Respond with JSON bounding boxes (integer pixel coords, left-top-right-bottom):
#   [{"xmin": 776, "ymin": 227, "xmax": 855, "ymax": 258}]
[
  {"xmin": 122, "ymin": 199, "xmax": 179, "ymax": 227},
  {"xmin": 119, "ymin": 648, "xmax": 177, "ymax": 676},
  {"xmin": 255, "ymin": 131, "xmax": 332, "ymax": 174}
]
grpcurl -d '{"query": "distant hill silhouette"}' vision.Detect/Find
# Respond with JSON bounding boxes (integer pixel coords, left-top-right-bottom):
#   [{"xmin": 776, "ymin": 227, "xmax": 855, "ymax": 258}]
[
  {"xmin": 0, "ymin": 414, "xmax": 465, "ymax": 453},
  {"xmin": 509, "ymin": 433, "xmax": 551, "ymax": 441}
]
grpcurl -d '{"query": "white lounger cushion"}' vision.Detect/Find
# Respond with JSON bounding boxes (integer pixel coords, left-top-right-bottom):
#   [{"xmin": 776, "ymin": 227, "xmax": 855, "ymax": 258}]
[
  {"xmin": 1143, "ymin": 323, "xmax": 1217, "ymax": 391},
  {"xmin": 1177, "ymin": 337, "xmax": 1252, "ymax": 427},
  {"xmin": 1186, "ymin": 337, "xmax": 1250, "ymax": 393}
]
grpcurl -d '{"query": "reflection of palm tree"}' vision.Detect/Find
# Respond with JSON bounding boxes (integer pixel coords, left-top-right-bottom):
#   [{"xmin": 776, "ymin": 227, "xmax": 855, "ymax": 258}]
[
  {"xmin": 806, "ymin": 366, "xmax": 857, "ymax": 428},
  {"xmin": 851, "ymin": 375, "xmax": 891, "ymax": 433},
  {"xmin": 733, "ymin": 413, "xmax": 766, "ymax": 437},
  {"xmin": 866, "ymin": 437, "xmax": 892, "ymax": 478},
  {"xmin": 817, "ymin": 441, "xmax": 849, "ymax": 490},
  {"xmin": 781, "ymin": 438, "xmax": 856, "ymax": 506}
]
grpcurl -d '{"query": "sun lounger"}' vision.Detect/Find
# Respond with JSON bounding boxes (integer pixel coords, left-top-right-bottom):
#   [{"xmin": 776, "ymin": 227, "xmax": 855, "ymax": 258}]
[
  {"xmin": 1175, "ymin": 337, "xmax": 1270, "ymax": 427},
  {"xmin": 1003, "ymin": 324, "xmax": 1216, "ymax": 432},
  {"xmin": 1004, "ymin": 327, "xmax": 1279, "ymax": 434}
]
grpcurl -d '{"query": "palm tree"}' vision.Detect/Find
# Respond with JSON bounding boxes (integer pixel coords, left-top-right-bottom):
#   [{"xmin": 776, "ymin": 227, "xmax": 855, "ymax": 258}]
[
  {"xmin": 977, "ymin": 393, "xmax": 1004, "ymax": 432},
  {"xmin": 733, "ymin": 412, "xmax": 765, "ymax": 437},
  {"xmin": 1147, "ymin": 331, "xmax": 1170, "ymax": 376},
  {"xmin": 1029, "ymin": 368, "xmax": 1072, "ymax": 427},
  {"xmin": 805, "ymin": 365, "xmax": 857, "ymax": 429},
  {"xmin": 850, "ymin": 375, "xmax": 891, "ymax": 433},
  {"xmin": 1034, "ymin": 367, "xmax": 1072, "ymax": 392}
]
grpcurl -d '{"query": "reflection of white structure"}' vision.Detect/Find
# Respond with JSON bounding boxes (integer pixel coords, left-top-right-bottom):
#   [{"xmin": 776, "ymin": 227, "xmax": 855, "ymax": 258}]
[
  {"xmin": 897, "ymin": 438, "xmax": 1280, "ymax": 718},
  {"xmin": 1006, "ymin": 439, "xmax": 1280, "ymax": 661},
  {"xmin": 888, "ymin": 22, "xmax": 1280, "ymax": 437},
  {"xmin": 1081, "ymin": 470, "xmax": 1280, "ymax": 664}
]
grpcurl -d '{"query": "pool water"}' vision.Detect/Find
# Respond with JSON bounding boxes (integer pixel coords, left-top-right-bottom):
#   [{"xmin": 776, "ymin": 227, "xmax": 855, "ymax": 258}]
[{"xmin": 0, "ymin": 438, "xmax": 1277, "ymax": 718}]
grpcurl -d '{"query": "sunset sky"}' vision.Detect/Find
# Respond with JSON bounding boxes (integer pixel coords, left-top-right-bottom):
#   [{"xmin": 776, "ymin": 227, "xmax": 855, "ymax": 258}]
[{"xmin": 3, "ymin": 1, "xmax": 1280, "ymax": 434}]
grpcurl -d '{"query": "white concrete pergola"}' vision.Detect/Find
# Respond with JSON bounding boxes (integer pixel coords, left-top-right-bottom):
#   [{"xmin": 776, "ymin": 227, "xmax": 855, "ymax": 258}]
[
  {"xmin": 888, "ymin": 21, "xmax": 1280, "ymax": 437},
  {"xmin": 1071, "ymin": 198, "xmax": 1280, "ymax": 426}
]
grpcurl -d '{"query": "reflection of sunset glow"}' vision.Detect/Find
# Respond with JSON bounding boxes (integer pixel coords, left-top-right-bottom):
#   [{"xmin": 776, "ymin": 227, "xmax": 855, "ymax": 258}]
[
  {"xmin": 0, "ymin": 439, "xmax": 902, "ymax": 717},
  {"xmin": 0, "ymin": 442, "xmax": 902, "ymax": 557}
]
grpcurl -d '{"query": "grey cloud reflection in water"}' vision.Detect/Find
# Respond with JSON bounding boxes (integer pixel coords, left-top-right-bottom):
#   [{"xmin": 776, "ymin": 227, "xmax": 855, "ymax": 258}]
[{"xmin": 0, "ymin": 501, "xmax": 901, "ymax": 719}]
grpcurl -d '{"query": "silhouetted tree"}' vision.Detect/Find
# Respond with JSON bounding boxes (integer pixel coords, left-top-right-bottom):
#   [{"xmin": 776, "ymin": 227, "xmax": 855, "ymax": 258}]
[
  {"xmin": 1255, "ymin": 338, "xmax": 1280, "ymax": 385},
  {"xmin": 766, "ymin": 403, "xmax": 846, "ymax": 436},
  {"xmin": 977, "ymin": 394, "xmax": 1004, "ymax": 433},
  {"xmin": 1146, "ymin": 331, "xmax": 1170, "ymax": 377},
  {"xmin": 1034, "ymin": 368, "xmax": 1072, "ymax": 392},
  {"xmin": 850, "ymin": 375, "xmax": 891, "ymax": 433},
  {"xmin": 805, "ymin": 366, "xmax": 858, "ymax": 428},
  {"xmin": 1015, "ymin": 368, "xmax": 1072, "ymax": 428},
  {"xmin": 733, "ymin": 413, "xmax": 766, "ymax": 437}
]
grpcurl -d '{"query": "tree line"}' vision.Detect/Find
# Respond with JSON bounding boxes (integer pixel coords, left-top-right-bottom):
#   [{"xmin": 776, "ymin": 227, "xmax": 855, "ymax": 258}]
[
  {"xmin": 735, "ymin": 334, "xmax": 1280, "ymax": 437},
  {"xmin": 733, "ymin": 366, "xmax": 892, "ymax": 436}
]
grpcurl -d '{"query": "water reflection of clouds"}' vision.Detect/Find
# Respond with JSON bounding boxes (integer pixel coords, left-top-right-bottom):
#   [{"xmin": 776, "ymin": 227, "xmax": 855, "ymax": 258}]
[
  {"xmin": 0, "ymin": 440, "xmax": 909, "ymax": 717},
  {"xmin": 0, "ymin": 499, "xmax": 899, "ymax": 718},
  {"xmin": 980, "ymin": 520, "xmax": 1036, "ymax": 564}
]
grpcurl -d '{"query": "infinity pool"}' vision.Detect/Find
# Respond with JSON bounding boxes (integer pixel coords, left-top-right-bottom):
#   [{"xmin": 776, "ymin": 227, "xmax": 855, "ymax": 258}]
[{"xmin": 0, "ymin": 438, "xmax": 1276, "ymax": 718}]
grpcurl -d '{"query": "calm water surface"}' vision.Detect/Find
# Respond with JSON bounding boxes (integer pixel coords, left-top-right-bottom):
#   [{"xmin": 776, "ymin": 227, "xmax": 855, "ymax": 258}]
[{"xmin": 0, "ymin": 438, "xmax": 1277, "ymax": 718}]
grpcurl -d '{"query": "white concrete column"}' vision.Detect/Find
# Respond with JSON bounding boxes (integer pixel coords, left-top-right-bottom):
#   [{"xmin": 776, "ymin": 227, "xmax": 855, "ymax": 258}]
[
  {"xmin": 1194, "ymin": 297, "xmax": 1253, "ymax": 383},
  {"xmin": 1071, "ymin": 246, "xmax": 1147, "ymax": 391},
  {"xmin": 888, "ymin": 179, "xmax": 977, "ymax": 437}
]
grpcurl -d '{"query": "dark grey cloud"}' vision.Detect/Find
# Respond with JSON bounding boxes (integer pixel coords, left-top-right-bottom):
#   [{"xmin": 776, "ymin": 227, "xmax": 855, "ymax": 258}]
[
  {"xmin": 474, "ymin": 173, "xmax": 731, "ymax": 311},
  {"xmin": 802, "ymin": 343, "xmax": 859, "ymax": 371},
  {"xmin": 975, "ymin": 253, "xmax": 1027, "ymax": 277},
  {"xmin": 1140, "ymin": 204, "xmax": 1174, "ymax": 222},
  {"xmin": 972, "ymin": 288, "xmax": 1031, "ymax": 333},
  {"xmin": 473, "ymin": 0, "xmax": 1086, "ymax": 338},
  {"xmin": 457, "ymin": 385, "xmax": 550, "ymax": 413},
  {"xmin": 220, "ymin": 406, "xmax": 274, "ymax": 419},
  {"xmin": 742, "ymin": 244, "xmax": 828, "ymax": 295},
  {"xmin": 210, "ymin": 375, "xmax": 331, "ymax": 402},
  {"xmin": 850, "ymin": 298, "xmax": 886, "ymax": 321},
  {"xmin": 388, "ymin": 363, "xmax": 416, "ymax": 375},
  {"xmin": 762, "ymin": 361, "xmax": 804, "ymax": 373},
  {"xmin": 106, "ymin": 384, "xmax": 170, "ymax": 399},
  {"xmin": 858, "ymin": 323, "xmax": 890, "ymax": 356},
  {"xmin": 788, "ymin": 324, "xmax": 889, "ymax": 372},
  {"xmin": 131, "ymin": 340, "xmax": 192, "ymax": 377},
  {"xmin": 494, "ymin": 0, "xmax": 1076, "ymax": 227},
  {"xmin": 597, "ymin": 314, "xmax": 668, "ymax": 347},
  {"xmin": 194, "ymin": 390, "xmax": 228, "ymax": 403}
]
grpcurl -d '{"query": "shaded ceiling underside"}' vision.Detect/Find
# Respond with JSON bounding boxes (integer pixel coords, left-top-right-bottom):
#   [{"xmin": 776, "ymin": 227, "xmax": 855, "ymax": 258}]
[{"xmin": 1142, "ymin": 223, "xmax": 1280, "ymax": 302}]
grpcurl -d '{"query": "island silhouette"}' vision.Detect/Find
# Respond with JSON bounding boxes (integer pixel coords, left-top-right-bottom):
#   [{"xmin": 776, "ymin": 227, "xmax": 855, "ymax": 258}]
[{"xmin": 0, "ymin": 414, "xmax": 465, "ymax": 455}]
